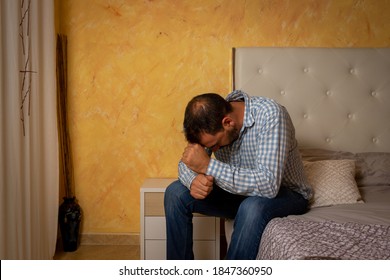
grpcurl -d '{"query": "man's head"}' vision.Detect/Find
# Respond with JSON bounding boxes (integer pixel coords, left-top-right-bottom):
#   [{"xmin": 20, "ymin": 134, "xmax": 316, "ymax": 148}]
[{"xmin": 183, "ymin": 93, "xmax": 239, "ymax": 151}]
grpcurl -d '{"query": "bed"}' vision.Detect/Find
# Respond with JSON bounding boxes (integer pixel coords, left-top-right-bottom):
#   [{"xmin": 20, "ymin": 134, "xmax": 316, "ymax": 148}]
[{"xmin": 225, "ymin": 47, "xmax": 390, "ymax": 260}]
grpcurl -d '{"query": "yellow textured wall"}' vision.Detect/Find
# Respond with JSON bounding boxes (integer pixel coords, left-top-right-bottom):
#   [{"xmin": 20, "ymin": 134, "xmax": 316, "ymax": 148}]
[{"xmin": 58, "ymin": 0, "xmax": 390, "ymax": 235}]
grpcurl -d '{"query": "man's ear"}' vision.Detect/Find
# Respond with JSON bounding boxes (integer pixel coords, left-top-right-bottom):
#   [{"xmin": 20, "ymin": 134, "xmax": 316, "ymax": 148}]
[{"xmin": 222, "ymin": 116, "xmax": 234, "ymax": 128}]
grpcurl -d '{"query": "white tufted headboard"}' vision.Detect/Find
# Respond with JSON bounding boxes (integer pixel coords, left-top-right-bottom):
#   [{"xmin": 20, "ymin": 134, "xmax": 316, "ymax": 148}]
[{"xmin": 233, "ymin": 47, "xmax": 390, "ymax": 153}]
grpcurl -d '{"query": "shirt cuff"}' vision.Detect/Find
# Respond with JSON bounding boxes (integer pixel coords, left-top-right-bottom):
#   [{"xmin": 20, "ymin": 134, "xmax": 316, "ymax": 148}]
[{"xmin": 206, "ymin": 158, "xmax": 224, "ymax": 178}]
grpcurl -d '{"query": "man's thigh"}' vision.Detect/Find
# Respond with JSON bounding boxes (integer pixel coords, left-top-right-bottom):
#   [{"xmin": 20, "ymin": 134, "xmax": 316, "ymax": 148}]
[
  {"xmin": 191, "ymin": 184, "xmax": 247, "ymax": 219},
  {"xmin": 236, "ymin": 186, "xmax": 308, "ymax": 221}
]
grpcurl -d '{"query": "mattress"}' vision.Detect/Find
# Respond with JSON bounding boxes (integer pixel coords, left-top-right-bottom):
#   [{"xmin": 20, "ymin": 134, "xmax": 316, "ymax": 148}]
[
  {"xmin": 291, "ymin": 185, "xmax": 390, "ymax": 225},
  {"xmin": 257, "ymin": 184, "xmax": 390, "ymax": 260}
]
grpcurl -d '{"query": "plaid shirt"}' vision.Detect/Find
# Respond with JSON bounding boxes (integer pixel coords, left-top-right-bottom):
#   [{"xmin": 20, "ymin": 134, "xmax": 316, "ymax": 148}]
[{"xmin": 178, "ymin": 90, "xmax": 312, "ymax": 199}]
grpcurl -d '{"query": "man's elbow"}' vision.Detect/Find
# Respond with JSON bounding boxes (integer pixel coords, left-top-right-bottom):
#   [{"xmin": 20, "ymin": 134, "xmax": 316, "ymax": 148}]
[
  {"xmin": 264, "ymin": 189, "xmax": 278, "ymax": 199},
  {"xmin": 256, "ymin": 180, "xmax": 279, "ymax": 198}
]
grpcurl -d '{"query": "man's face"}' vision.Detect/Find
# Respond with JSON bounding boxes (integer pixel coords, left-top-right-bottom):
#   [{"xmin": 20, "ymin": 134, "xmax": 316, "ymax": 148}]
[{"xmin": 199, "ymin": 127, "xmax": 239, "ymax": 152}]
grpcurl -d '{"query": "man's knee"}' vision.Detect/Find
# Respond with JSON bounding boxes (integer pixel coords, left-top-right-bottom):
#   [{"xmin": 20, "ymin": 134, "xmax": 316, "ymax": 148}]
[
  {"xmin": 238, "ymin": 196, "xmax": 270, "ymax": 213},
  {"xmin": 165, "ymin": 180, "xmax": 184, "ymax": 199},
  {"xmin": 164, "ymin": 180, "xmax": 190, "ymax": 213},
  {"xmin": 236, "ymin": 196, "xmax": 273, "ymax": 224}
]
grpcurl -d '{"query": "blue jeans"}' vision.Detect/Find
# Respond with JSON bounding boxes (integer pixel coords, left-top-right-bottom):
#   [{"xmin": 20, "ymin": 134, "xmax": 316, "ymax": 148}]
[{"xmin": 164, "ymin": 180, "xmax": 308, "ymax": 260}]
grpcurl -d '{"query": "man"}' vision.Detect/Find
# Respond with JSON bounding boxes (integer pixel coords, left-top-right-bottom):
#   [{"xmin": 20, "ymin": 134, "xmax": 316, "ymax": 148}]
[{"xmin": 164, "ymin": 90, "xmax": 312, "ymax": 260}]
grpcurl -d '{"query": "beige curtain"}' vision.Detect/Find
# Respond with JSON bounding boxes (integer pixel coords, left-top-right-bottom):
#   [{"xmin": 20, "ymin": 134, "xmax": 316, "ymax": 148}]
[{"xmin": 0, "ymin": 0, "xmax": 58, "ymax": 259}]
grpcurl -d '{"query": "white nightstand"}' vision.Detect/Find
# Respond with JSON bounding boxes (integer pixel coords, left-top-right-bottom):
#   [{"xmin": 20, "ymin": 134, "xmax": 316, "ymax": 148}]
[{"xmin": 140, "ymin": 178, "xmax": 220, "ymax": 260}]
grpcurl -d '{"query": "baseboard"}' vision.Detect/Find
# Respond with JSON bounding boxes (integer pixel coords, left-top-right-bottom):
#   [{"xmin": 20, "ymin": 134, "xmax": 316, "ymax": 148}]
[{"xmin": 80, "ymin": 233, "xmax": 140, "ymax": 246}]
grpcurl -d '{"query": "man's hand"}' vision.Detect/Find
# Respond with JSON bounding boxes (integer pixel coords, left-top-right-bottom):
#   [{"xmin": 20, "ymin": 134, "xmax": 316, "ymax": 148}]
[
  {"xmin": 181, "ymin": 143, "xmax": 210, "ymax": 174},
  {"xmin": 190, "ymin": 174, "xmax": 214, "ymax": 199}
]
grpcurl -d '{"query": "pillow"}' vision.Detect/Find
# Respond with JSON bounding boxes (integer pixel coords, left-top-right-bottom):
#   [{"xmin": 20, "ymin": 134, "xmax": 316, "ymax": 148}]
[
  {"xmin": 300, "ymin": 149, "xmax": 390, "ymax": 188},
  {"xmin": 355, "ymin": 152, "xmax": 390, "ymax": 187},
  {"xmin": 299, "ymin": 148, "xmax": 356, "ymax": 160},
  {"xmin": 303, "ymin": 159, "xmax": 363, "ymax": 208}
]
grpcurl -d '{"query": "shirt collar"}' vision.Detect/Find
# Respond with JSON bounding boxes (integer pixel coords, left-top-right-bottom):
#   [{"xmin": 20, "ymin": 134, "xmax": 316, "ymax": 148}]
[{"xmin": 226, "ymin": 90, "xmax": 255, "ymax": 129}]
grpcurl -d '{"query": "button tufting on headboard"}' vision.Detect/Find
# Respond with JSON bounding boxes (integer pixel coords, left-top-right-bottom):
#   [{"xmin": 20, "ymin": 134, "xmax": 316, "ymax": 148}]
[{"xmin": 233, "ymin": 47, "xmax": 390, "ymax": 153}]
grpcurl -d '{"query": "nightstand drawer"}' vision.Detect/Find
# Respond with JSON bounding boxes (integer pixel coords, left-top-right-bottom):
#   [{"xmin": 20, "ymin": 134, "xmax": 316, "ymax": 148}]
[
  {"xmin": 145, "ymin": 240, "xmax": 217, "ymax": 260},
  {"xmin": 145, "ymin": 240, "xmax": 165, "ymax": 260},
  {"xmin": 145, "ymin": 216, "xmax": 217, "ymax": 240},
  {"xmin": 144, "ymin": 192, "xmax": 164, "ymax": 216},
  {"xmin": 144, "ymin": 192, "xmax": 209, "ymax": 217}
]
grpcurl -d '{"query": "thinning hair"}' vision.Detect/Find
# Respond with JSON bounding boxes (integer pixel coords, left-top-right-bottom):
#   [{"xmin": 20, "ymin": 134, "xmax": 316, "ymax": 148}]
[{"xmin": 183, "ymin": 93, "xmax": 232, "ymax": 143}]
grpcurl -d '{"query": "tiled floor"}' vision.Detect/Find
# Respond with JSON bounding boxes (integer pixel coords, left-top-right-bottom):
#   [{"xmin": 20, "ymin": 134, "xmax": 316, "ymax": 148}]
[{"xmin": 54, "ymin": 244, "xmax": 140, "ymax": 260}]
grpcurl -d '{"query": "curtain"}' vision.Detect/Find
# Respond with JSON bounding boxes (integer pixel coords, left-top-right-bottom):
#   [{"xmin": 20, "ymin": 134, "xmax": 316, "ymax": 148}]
[{"xmin": 0, "ymin": 0, "xmax": 58, "ymax": 259}]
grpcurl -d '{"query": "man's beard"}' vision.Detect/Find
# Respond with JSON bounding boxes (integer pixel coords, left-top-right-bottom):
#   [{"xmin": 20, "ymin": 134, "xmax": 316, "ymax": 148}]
[{"xmin": 228, "ymin": 127, "xmax": 240, "ymax": 144}]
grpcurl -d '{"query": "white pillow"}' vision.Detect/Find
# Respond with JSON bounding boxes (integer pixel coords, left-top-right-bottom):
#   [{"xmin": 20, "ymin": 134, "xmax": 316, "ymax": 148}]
[{"xmin": 303, "ymin": 160, "xmax": 363, "ymax": 208}]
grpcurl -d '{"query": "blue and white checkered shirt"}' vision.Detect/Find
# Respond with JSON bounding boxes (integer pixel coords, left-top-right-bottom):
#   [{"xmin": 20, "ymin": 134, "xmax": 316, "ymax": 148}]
[{"xmin": 178, "ymin": 90, "xmax": 312, "ymax": 200}]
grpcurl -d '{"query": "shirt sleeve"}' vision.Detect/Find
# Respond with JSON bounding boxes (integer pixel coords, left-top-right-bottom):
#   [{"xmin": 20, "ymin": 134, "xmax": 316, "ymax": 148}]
[
  {"xmin": 178, "ymin": 160, "xmax": 197, "ymax": 189},
  {"xmin": 206, "ymin": 107, "xmax": 289, "ymax": 198}
]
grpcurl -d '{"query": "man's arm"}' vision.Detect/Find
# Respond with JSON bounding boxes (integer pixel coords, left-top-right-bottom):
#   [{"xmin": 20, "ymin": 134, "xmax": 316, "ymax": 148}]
[
  {"xmin": 178, "ymin": 156, "xmax": 214, "ymax": 200},
  {"xmin": 206, "ymin": 108, "xmax": 290, "ymax": 198},
  {"xmin": 178, "ymin": 144, "xmax": 212, "ymax": 188},
  {"xmin": 178, "ymin": 160, "xmax": 197, "ymax": 189}
]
